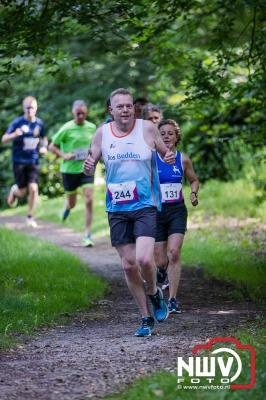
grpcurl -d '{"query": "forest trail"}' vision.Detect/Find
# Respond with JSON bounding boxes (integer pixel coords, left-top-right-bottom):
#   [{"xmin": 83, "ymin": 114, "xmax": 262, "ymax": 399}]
[{"xmin": 0, "ymin": 216, "xmax": 261, "ymax": 399}]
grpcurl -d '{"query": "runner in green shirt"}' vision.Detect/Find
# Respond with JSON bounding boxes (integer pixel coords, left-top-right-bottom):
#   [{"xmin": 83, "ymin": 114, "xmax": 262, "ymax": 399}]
[{"xmin": 49, "ymin": 100, "xmax": 96, "ymax": 246}]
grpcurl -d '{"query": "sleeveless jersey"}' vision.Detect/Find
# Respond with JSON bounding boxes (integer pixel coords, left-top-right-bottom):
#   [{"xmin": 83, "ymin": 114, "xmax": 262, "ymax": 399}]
[
  {"xmin": 101, "ymin": 119, "xmax": 161, "ymax": 212},
  {"xmin": 156, "ymin": 151, "xmax": 184, "ymax": 203}
]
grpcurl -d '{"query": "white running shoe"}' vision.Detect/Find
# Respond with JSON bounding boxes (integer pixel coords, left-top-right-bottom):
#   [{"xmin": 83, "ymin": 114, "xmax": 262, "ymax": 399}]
[
  {"xmin": 7, "ymin": 184, "xmax": 19, "ymax": 207},
  {"xmin": 26, "ymin": 217, "xmax": 38, "ymax": 228}
]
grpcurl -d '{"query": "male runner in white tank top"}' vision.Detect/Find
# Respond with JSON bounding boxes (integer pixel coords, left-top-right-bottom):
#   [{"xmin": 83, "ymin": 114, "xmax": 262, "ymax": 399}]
[{"xmin": 84, "ymin": 88, "xmax": 176, "ymax": 337}]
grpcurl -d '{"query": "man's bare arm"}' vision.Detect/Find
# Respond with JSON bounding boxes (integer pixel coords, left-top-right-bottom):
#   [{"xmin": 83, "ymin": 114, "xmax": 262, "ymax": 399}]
[
  {"xmin": 154, "ymin": 127, "xmax": 169, "ymax": 158},
  {"xmin": 143, "ymin": 120, "xmax": 175, "ymax": 164},
  {"xmin": 48, "ymin": 142, "xmax": 74, "ymax": 160},
  {"xmin": 1, "ymin": 128, "xmax": 23, "ymax": 144},
  {"xmin": 83, "ymin": 127, "xmax": 103, "ymax": 175}
]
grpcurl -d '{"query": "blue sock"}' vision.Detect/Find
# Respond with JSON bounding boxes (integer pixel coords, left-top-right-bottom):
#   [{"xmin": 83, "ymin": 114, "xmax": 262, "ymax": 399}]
[{"xmin": 62, "ymin": 208, "xmax": 71, "ymax": 221}]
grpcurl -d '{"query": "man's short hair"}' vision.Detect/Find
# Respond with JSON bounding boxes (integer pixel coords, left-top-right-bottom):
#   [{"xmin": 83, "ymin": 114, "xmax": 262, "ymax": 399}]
[
  {"xmin": 23, "ymin": 96, "xmax": 37, "ymax": 107},
  {"xmin": 110, "ymin": 88, "xmax": 133, "ymax": 102},
  {"xmin": 72, "ymin": 100, "xmax": 87, "ymax": 112},
  {"xmin": 141, "ymin": 103, "xmax": 162, "ymax": 120}
]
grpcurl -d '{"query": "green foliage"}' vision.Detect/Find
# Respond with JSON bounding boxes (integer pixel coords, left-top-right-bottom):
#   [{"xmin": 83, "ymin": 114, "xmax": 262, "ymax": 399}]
[
  {"xmin": 39, "ymin": 152, "xmax": 64, "ymax": 198},
  {"xmin": 0, "ymin": 148, "xmax": 13, "ymax": 208},
  {"xmin": 178, "ymin": 92, "xmax": 266, "ymax": 183},
  {"xmin": 0, "ymin": 226, "xmax": 107, "ymax": 349},
  {"xmin": 0, "ymin": 1, "xmax": 265, "ymax": 205}
]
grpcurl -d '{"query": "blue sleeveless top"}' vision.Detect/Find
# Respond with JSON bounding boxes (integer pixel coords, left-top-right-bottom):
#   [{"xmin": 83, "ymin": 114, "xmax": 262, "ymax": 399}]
[{"xmin": 156, "ymin": 151, "xmax": 184, "ymax": 203}]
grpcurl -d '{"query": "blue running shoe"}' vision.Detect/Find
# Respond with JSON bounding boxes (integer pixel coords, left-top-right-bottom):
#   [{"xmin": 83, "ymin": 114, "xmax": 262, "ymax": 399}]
[
  {"xmin": 149, "ymin": 287, "xmax": 169, "ymax": 322},
  {"xmin": 168, "ymin": 298, "xmax": 182, "ymax": 314},
  {"xmin": 135, "ymin": 317, "xmax": 155, "ymax": 337},
  {"xmin": 62, "ymin": 208, "xmax": 71, "ymax": 221}
]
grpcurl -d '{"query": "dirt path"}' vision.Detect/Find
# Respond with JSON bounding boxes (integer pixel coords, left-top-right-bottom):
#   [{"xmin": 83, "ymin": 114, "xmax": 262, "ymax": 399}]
[{"xmin": 0, "ymin": 216, "xmax": 262, "ymax": 400}]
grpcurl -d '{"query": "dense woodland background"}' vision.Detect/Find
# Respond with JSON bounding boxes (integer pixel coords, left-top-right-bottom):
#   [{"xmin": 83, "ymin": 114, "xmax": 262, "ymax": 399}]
[{"xmin": 0, "ymin": 0, "xmax": 265, "ymax": 205}]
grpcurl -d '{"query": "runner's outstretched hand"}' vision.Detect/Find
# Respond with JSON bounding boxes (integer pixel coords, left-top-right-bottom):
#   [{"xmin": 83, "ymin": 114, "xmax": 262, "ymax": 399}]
[
  {"xmin": 83, "ymin": 152, "xmax": 95, "ymax": 176},
  {"xmin": 163, "ymin": 150, "xmax": 176, "ymax": 165},
  {"xmin": 15, "ymin": 128, "xmax": 23, "ymax": 137},
  {"xmin": 39, "ymin": 146, "xmax": 47, "ymax": 155},
  {"xmin": 63, "ymin": 152, "xmax": 75, "ymax": 161}
]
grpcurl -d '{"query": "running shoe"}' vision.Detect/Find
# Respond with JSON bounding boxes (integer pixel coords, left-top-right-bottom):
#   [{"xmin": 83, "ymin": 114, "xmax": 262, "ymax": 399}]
[
  {"xmin": 7, "ymin": 184, "xmax": 18, "ymax": 207},
  {"xmin": 26, "ymin": 216, "xmax": 38, "ymax": 228},
  {"xmin": 82, "ymin": 234, "xmax": 94, "ymax": 247},
  {"xmin": 135, "ymin": 317, "xmax": 155, "ymax": 337},
  {"xmin": 62, "ymin": 208, "xmax": 71, "ymax": 221},
  {"xmin": 149, "ymin": 287, "xmax": 169, "ymax": 322},
  {"xmin": 162, "ymin": 276, "xmax": 169, "ymax": 291},
  {"xmin": 157, "ymin": 267, "xmax": 167, "ymax": 284},
  {"xmin": 168, "ymin": 298, "xmax": 182, "ymax": 314}
]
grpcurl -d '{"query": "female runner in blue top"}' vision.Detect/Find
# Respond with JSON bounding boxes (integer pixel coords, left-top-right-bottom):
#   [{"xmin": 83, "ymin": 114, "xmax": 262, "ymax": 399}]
[{"xmin": 155, "ymin": 119, "xmax": 199, "ymax": 313}]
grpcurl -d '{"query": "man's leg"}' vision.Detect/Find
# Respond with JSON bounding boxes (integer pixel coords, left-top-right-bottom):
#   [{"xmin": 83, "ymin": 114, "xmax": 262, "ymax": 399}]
[
  {"xmin": 7, "ymin": 164, "xmax": 27, "ymax": 206},
  {"xmin": 83, "ymin": 186, "xmax": 94, "ymax": 235},
  {"xmin": 136, "ymin": 236, "xmax": 169, "ymax": 322},
  {"xmin": 25, "ymin": 182, "xmax": 39, "ymax": 228},
  {"xmin": 61, "ymin": 173, "xmax": 79, "ymax": 221},
  {"xmin": 27, "ymin": 182, "xmax": 39, "ymax": 216},
  {"xmin": 25, "ymin": 164, "xmax": 40, "ymax": 226},
  {"xmin": 65, "ymin": 193, "xmax": 77, "ymax": 213},
  {"xmin": 116, "ymin": 243, "xmax": 151, "ymax": 317},
  {"xmin": 7, "ymin": 185, "xmax": 27, "ymax": 206},
  {"xmin": 133, "ymin": 207, "xmax": 168, "ymax": 322},
  {"xmin": 136, "ymin": 236, "xmax": 157, "ymax": 295},
  {"xmin": 61, "ymin": 192, "xmax": 77, "ymax": 221}
]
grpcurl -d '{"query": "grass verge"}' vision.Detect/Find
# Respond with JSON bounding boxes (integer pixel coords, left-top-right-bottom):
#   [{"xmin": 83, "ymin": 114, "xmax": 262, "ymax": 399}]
[
  {"xmin": 1, "ymin": 178, "xmax": 265, "ymax": 300},
  {"xmin": 186, "ymin": 179, "xmax": 265, "ymax": 220},
  {"xmin": 182, "ymin": 227, "xmax": 266, "ymax": 301},
  {"xmin": 2, "ymin": 178, "xmax": 265, "ymax": 235},
  {"xmin": 1, "ymin": 183, "xmax": 109, "ymax": 237},
  {"xmin": 0, "ymin": 226, "xmax": 107, "ymax": 349}
]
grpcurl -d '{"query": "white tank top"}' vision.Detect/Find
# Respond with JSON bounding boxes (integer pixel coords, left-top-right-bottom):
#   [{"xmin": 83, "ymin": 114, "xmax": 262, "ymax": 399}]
[{"xmin": 101, "ymin": 119, "xmax": 161, "ymax": 212}]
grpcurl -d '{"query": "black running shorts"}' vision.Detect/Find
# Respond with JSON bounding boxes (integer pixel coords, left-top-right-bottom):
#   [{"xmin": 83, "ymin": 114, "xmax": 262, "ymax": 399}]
[
  {"xmin": 108, "ymin": 206, "xmax": 157, "ymax": 247},
  {"xmin": 13, "ymin": 163, "xmax": 39, "ymax": 188},
  {"xmin": 62, "ymin": 172, "xmax": 94, "ymax": 193},
  {"xmin": 156, "ymin": 202, "xmax": 188, "ymax": 242}
]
